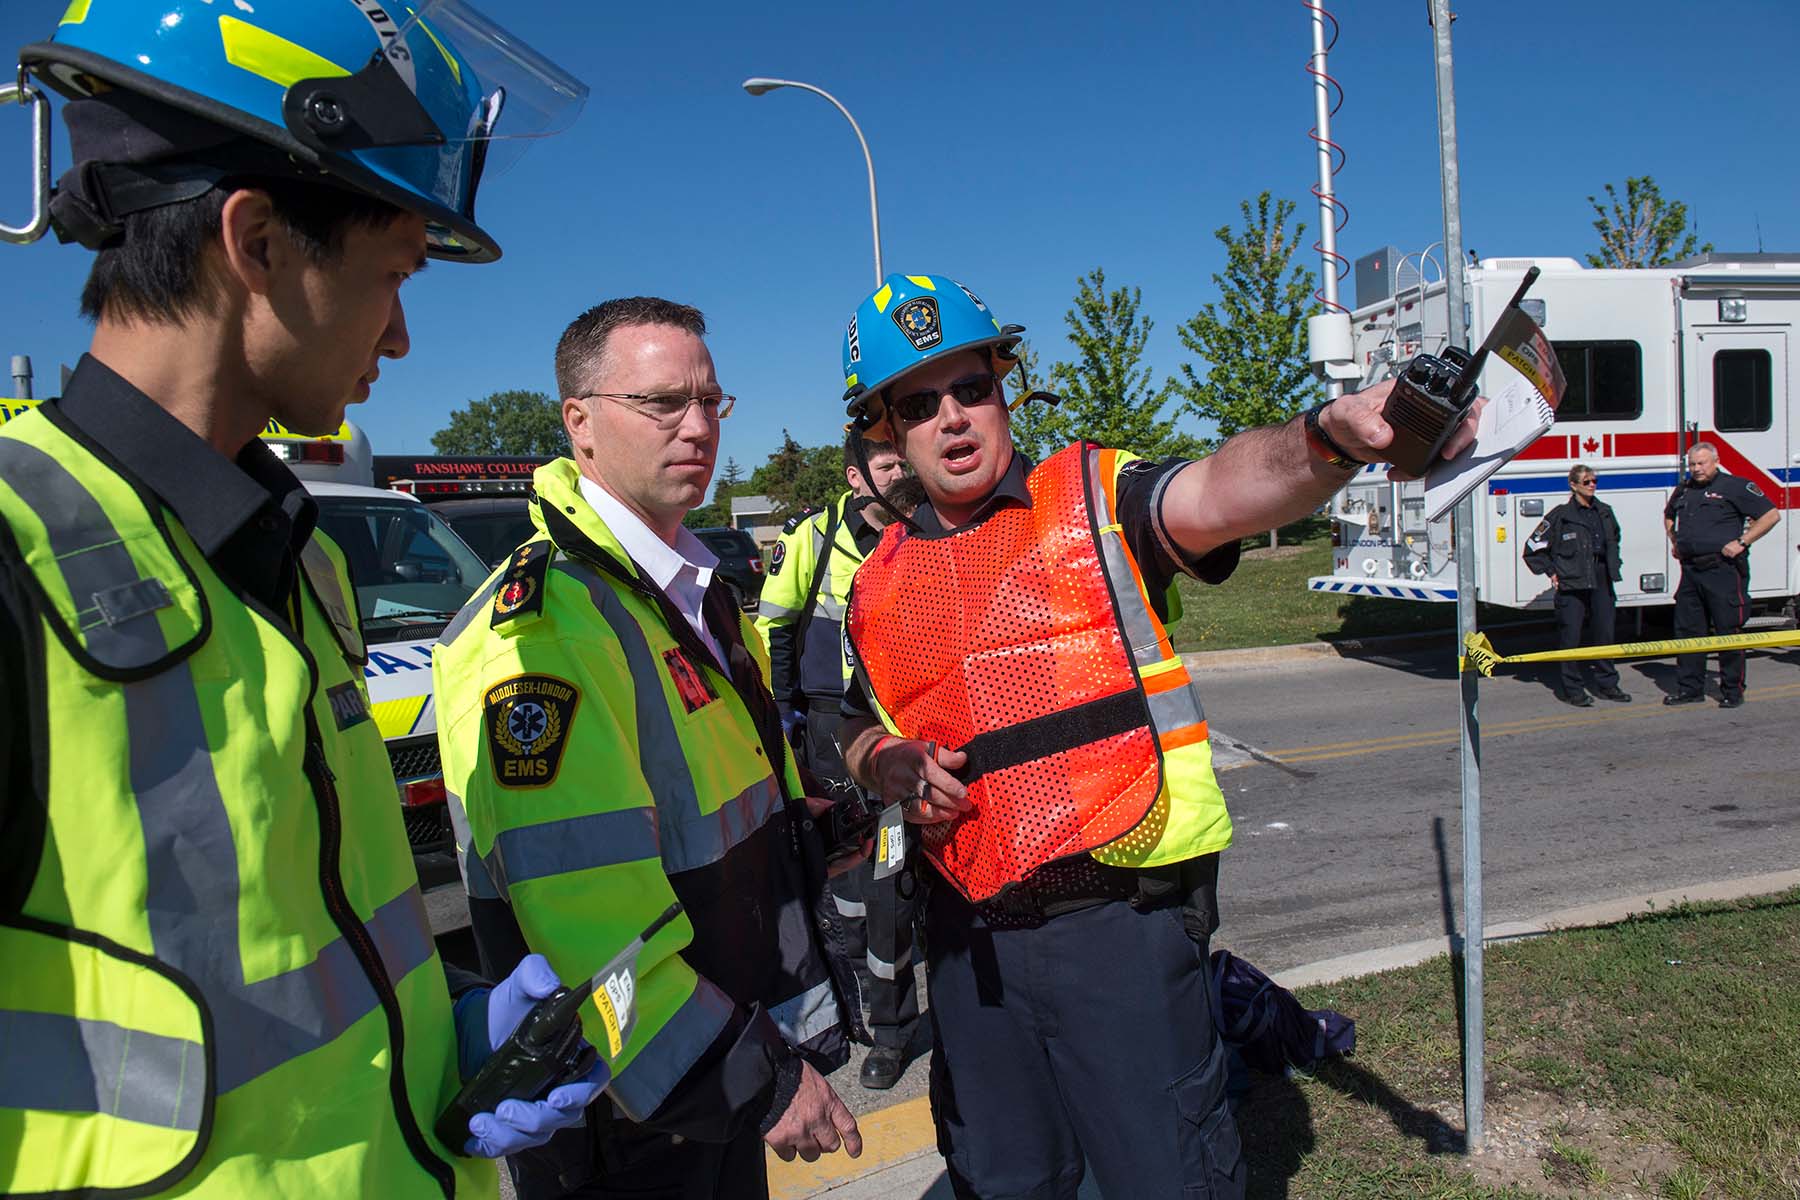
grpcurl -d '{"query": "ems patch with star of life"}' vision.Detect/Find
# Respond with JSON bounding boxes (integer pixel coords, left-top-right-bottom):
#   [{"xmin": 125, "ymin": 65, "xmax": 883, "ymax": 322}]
[{"xmin": 485, "ymin": 673, "xmax": 580, "ymax": 788}]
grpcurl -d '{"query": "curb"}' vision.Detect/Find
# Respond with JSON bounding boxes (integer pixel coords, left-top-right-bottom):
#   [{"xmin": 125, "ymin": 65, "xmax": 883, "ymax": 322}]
[
  {"xmin": 1273, "ymin": 868, "xmax": 1800, "ymax": 990},
  {"xmin": 768, "ymin": 869, "xmax": 1800, "ymax": 1200}
]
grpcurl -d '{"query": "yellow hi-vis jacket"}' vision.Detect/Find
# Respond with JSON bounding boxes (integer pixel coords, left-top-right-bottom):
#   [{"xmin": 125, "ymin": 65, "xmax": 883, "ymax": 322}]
[
  {"xmin": 432, "ymin": 459, "xmax": 846, "ymax": 1144},
  {"xmin": 0, "ymin": 405, "xmax": 489, "ymax": 1197},
  {"xmin": 753, "ymin": 491, "xmax": 866, "ymax": 708}
]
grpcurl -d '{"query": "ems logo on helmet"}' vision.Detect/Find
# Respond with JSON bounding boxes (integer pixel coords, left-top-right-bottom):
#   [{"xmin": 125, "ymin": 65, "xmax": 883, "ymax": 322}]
[
  {"xmin": 892, "ymin": 297, "xmax": 942, "ymax": 351},
  {"xmin": 485, "ymin": 674, "xmax": 580, "ymax": 788}
]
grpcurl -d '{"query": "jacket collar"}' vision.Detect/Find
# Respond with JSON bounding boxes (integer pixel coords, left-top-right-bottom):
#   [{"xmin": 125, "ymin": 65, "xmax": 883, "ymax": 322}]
[{"xmin": 528, "ymin": 457, "xmax": 642, "ymax": 579}]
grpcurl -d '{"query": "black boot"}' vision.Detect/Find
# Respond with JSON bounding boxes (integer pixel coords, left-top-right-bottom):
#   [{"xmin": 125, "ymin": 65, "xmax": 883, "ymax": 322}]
[{"xmin": 860, "ymin": 1045, "xmax": 905, "ymax": 1090}]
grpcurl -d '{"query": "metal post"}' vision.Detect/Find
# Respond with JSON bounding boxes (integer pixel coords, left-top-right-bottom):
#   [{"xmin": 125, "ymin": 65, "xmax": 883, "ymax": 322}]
[
  {"xmin": 1309, "ymin": 4, "xmax": 1345, "ymax": 399},
  {"xmin": 742, "ymin": 79, "xmax": 884, "ymax": 284},
  {"xmin": 1429, "ymin": 0, "xmax": 1483, "ymax": 1153},
  {"xmin": 10, "ymin": 355, "xmax": 32, "ymax": 400}
]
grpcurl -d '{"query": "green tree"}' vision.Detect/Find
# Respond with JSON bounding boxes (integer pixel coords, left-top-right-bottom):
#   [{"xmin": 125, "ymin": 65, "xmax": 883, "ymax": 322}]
[
  {"xmin": 1024, "ymin": 268, "xmax": 1201, "ymax": 461},
  {"xmin": 750, "ymin": 431, "xmax": 844, "ymax": 514},
  {"xmin": 1172, "ymin": 192, "xmax": 1320, "ymax": 453},
  {"xmin": 1586, "ymin": 175, "xmax": 1712, "ymax": 268},
  {"xmin": 431, "ymin": 389, "xmax": 568, "ymax": 455},
  {"xmin": 717, "ymin": 456, "xmax": 744, "ymax": 489}
]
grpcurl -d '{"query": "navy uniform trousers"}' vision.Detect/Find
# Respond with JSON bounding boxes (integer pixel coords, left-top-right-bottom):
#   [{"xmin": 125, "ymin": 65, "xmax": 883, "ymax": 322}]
[
  {"xmin": 925, "ymin": 870, "xmax": 1246, "ymax": 1200},
  {"xmin": 1674, "ymin": 558, "xmax": 1752, "ymax": 700},
  {"xmin": 805, "ymin": 708, "xmax": 921, "ymax": 1051}
]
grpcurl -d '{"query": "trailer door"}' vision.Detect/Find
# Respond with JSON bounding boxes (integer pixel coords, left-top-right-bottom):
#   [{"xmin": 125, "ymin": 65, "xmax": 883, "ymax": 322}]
[{"xmin": 1691, "ymin": 328, "xmax": 1790, "ymax": 597}]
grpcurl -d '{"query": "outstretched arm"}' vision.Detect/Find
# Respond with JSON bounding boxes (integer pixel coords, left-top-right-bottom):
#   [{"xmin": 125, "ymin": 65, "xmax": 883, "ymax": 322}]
[{"xmin": 1160, "ymin": 383, "xmax": 1482, "ymax": 559}]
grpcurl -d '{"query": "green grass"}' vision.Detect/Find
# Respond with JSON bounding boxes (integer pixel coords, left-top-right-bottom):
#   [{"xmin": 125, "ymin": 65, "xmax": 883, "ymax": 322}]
[
  {"xmin": 1166, "ymin": 517, "xmax": 1542, "ymax": 653},
  {"xmin": 1237, "ymin": 890, "xmax": 1800, "ymax": 1198}
]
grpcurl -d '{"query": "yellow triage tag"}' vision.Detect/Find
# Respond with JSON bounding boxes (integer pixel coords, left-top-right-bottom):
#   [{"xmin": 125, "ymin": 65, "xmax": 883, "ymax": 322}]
[
  {"xmin": 872, "ymin": 802, "xmax": 906, "ymax": 880},
  {"xmin": 589, "ymin": 967, "xmax": 636, "ymax": 1059}
]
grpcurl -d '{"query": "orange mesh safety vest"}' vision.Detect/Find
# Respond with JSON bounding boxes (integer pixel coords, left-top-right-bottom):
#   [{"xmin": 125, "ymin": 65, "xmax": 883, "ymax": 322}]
[{"xmin": 848, "ymin": 443, "xmax": 1214, "ymax": 901}]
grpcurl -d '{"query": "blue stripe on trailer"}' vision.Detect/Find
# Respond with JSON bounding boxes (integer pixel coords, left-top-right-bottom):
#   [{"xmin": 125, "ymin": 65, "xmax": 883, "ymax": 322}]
[
  {"xmin": 1308, "ymin": 578, "xmax": 1457, "ymax": 601},
  {"xmin": 1490, "ymin": 470, "xmax": 1681, "ymax": 495}
]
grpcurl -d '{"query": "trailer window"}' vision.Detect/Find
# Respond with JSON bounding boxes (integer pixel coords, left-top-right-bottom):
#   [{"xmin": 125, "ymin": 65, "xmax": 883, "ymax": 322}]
[
  {"xmin": 1713, "ymin": 348, "xmax": 1772, "ymax": 432},
  {"xmin": 1551, "ymin": 341, "xmax": 1642, "ymax": 421}
]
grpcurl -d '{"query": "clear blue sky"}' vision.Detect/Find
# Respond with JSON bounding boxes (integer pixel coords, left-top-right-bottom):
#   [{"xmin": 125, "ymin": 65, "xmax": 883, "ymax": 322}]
[{"xmin": 3, "ymin": 0, "xmax": 1796, "ymax": 495}]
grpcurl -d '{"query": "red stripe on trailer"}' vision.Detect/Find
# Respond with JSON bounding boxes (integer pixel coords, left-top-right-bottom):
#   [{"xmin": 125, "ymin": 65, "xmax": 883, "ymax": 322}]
[
  {"xmin": 1697, "ymin": 430, "xmax": 1797, "ymax": 509},
  {"xmin": 1516, "ymin": 435, "xmax": 1568, "ymax": 460},
  {"xmin": 1611, "ymin": 431, "xmax": 1678, "ymax": 457}
]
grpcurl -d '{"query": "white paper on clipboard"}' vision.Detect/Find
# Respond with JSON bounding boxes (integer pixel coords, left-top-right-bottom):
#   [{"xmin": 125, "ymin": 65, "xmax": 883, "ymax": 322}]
[{"xmin": 1422, "ymin": 305, "xmax": 1567, "ymax": 522}]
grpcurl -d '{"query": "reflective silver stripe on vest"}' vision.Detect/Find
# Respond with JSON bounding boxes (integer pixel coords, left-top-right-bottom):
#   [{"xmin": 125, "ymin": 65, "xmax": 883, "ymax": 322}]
[
  {"xmin": 832, "ymin": 894, "xmax": 866, "ymax": 918},
  {"xmin": 1086, "ymin": 450, "xmax": 1164, "ymax": 668},
  {"xmin": 487, "ymin": 807, "xmax": 662, "ymax": 890},
  {"xmin": 0, "ymin": 1010, "xmax": 204, "ymax": 1131},
  {"xmin": 441, "ymin": 573, "xmax": 505, "ymax": 648},
  {"xmin": 755, "ymin": 598, "xmax": 796, "ymax": 621},
  {"xmin": 769, "ymin": 978, "xmax": 839, "ymax": 1047},
  {"xmin": 811, "ymin": 596, "xmax": 846, "ymax": 622},
  {"xmin": 126, "ymin": 619, "xmax": 436, "ymax": 1094},
  {"xmin": 865, "ymin": 947, "xmax": 911, "ymax": 983},
  {"xmin": 0, "ymin": 438, "xmax": 176, "ymax": 671},
  {"xmin": 551, "ymin": 561, "xmax": 783, "ymax": 873},
  {"xmin": 1147, "ymin": 679, "xmax": 1205, "ymax": 730},
  {"xmin": 447, "ymin": 787, "xmax": 505, "ymax": 901},
  {"xmin": 606, "ymin": 978, "xmax": 736, "ymax": 1122}
]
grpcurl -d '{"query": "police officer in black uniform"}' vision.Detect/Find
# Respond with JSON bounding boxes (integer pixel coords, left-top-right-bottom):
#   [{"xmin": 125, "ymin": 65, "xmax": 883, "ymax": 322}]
[
  {"xmin": 1524, "ymin": 464, "xmax": 1629, "ymax": 706},
  {"xmin": 1662, "ymin": 442, "xmax": 1779, "ymax": 707}
]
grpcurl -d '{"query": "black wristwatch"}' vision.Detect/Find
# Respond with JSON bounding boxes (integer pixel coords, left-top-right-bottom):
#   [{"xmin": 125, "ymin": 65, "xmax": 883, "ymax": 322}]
[{"xmin": 1302, "ymin": 401, "xmax": 1364, "ymax": 470}]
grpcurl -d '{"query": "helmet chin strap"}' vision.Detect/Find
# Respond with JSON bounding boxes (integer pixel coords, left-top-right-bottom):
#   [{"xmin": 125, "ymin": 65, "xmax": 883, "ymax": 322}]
[{"xmin": 851, "ymin": 410, "xmax": 924, "ymax": 534}]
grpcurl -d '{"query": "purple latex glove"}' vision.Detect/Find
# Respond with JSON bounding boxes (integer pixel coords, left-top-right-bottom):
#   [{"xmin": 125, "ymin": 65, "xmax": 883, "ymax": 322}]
[{"xmin": 460, "ymin": 953, "xmax": 609, "ymax": 1158}]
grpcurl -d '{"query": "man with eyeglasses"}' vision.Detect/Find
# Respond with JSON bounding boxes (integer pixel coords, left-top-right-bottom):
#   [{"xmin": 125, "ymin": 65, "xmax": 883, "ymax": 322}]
[
  {"xmin": 1661, "ymin": 441, "xmax": 1778, "ymax": 707},
  {"xmin": 433, "ymin": 297, "xmax": 862, "ymax": 1198},
  {"xmin": 1524, "ymin": 464, "xmax": 1630, "ymax": 706},
  {"xmin": 829, "ymin": 274, "xmax": 1483, "ymax": 1200}
]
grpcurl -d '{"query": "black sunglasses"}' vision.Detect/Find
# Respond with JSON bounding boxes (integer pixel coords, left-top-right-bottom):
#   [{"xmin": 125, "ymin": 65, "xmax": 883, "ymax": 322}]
[{"xmin": 888, "ymin": 373, "xmax": 998, "ymax": 424}]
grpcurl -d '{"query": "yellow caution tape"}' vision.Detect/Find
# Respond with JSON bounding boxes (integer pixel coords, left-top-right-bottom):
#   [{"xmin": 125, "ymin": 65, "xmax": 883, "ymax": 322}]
[{"xmin": 1463, "ymin": 628, "xmax": 1800, "ymax": 678}]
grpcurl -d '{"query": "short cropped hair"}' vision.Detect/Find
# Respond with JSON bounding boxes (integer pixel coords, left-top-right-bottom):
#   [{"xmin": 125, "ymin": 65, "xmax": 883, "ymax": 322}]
[
  {"xmin": 554, "ymin": 297, "xmax": 707, "ymax": 400},
  {"xmin": 80, "ymin": 178, "xmax": 404, "ymax": 324},
  {"xmin": 843, "ymin": 426, "xmax": 897, "ymax": 467},
  {"xmin": 1688, "ymin": 441, "xmax": 1718, "ymax": 460},
  {"xmin": 1568, "ymin": 463, "xmax": 1595, "ymax": 486}
]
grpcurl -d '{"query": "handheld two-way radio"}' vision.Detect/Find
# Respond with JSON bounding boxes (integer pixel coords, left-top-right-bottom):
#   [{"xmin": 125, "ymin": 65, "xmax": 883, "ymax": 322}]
[
  {"xmin": 435, "ymin": 903, "xmax": 684, "ymax": 1153},
  {"xmin": 1379, "ymin": 267, "xmax": 1541, "ymax": 477}
]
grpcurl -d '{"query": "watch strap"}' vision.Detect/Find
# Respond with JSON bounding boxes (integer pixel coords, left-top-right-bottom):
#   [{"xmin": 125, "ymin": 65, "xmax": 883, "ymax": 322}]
[{"xmin": 1303, "ymin": 401, "xmax": 1363, "ymax": 469}]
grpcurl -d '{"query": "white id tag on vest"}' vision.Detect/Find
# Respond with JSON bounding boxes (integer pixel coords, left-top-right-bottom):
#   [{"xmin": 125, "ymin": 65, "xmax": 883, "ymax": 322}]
[{"xmin": 872, "ymin": 803, "xmax": 906, "ymax": 880}]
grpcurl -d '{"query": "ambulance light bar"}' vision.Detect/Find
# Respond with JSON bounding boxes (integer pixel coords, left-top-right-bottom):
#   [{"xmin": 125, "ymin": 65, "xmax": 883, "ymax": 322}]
[{"xmin": 389, "ymin": 478, "xmax": 534, "ymax": 496}]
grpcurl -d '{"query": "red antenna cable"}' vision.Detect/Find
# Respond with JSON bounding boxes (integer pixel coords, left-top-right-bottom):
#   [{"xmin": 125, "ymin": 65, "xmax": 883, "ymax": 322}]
[{"xmin": 1304, "ymin": 1, "xmax": 1349, "ymax": 313}]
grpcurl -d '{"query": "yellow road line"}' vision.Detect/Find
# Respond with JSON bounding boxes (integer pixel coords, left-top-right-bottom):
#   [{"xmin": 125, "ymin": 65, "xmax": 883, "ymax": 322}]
[
  {"xmin": 767, "ymin": 1094, "xmax": 937, "ymax": 1199},
  {"xmin": 1270, "ymin": 681, "xmax": 1800, "ymax": 764}
]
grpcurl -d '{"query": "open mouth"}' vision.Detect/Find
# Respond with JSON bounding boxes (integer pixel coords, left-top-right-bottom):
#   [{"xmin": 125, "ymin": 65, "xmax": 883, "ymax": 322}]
[{"xmin": 944, "ymin": 443, "xmax": 977, "ymax": 463}]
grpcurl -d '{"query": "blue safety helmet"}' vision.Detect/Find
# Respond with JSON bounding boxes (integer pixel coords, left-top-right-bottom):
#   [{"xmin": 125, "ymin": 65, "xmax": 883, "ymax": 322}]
[
  {"xmin": 842, "ymin": 273, "xmax": 1024, "ymax": 427},
  {"xmin": 19, "ymin": 0, "xmax": 587, "ymax": 262}
]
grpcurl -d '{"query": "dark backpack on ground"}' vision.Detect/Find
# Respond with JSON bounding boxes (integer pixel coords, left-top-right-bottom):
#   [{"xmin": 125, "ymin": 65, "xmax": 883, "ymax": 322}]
[{"xmin": 1210, "ymin": 948, "xmax": 1356, "ymax": 1075}]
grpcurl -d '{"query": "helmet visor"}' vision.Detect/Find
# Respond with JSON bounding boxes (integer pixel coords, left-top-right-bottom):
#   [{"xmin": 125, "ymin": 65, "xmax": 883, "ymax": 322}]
[{"xmin": 385, "ymin": 0, "xmax": 588, "ymax": 180}]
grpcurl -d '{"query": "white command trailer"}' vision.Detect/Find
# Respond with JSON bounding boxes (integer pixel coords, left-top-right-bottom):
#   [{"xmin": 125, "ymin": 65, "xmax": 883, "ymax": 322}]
[{"xmin": 1309, "ymin": 253, "xmax": 1799, "ymax": 616}]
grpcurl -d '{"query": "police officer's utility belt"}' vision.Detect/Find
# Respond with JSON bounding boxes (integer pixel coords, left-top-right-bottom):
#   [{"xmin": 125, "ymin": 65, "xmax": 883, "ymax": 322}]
[
  {"xmin": 963, "ymin": 853, "xmax": 1220, "ymax": 932},
  {"xmin": 1677, "ymin": 550, "xmax": 1741, "ymax": 572}
]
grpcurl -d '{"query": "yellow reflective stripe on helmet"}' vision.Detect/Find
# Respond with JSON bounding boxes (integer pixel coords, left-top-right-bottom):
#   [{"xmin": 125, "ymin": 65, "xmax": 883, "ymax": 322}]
[
  {"xmin": 218, "ymin": 15, "xmax": 350, "ymax": 89},
  {"xmin": 844, "ymin": 372, "xmax": 859, "ymax": 389},
  {"xmin": 59, "ymin": 0, "xmax": 91, "ymax": 26},
  {"xmin": 904, "ymin": 275, "xmax": 937, "ymax": 291},
  {"xmin": 871, "ymin": 284, "xmax": 893, "ymax": 314}
]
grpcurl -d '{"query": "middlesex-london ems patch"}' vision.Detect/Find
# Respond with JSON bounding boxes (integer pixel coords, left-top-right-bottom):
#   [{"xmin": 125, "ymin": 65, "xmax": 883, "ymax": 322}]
[{"xmin": 485, "ymin": 673, "xmax": 580, "ymax": 788}]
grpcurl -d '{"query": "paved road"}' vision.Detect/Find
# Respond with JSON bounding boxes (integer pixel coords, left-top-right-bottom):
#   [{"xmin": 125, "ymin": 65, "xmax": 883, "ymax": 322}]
[
  {"xmin": 429, "ymin": 631, "xmax": 1800, "ymax": 1130},
  {"xmin": 1204, "ymin": 635, "xmax": 1800, "ymax": 973}
]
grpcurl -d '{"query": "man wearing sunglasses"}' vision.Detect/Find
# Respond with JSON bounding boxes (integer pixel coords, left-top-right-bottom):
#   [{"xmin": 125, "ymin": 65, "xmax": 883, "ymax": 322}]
[
  {"xmin": 756, "ymin": 429, "xmax": 924, "ymax": 1092},
  {"xmin": 433, "ymin": 298, "xmax": 862, "ymax": 1198},
  {"xmin": 1523, "ymin": 464, "xmax": 1630, "ymax": 706},
  {"xmin": 832, "ymin": 273, "xmax": 1483, "ymax": 1200}
]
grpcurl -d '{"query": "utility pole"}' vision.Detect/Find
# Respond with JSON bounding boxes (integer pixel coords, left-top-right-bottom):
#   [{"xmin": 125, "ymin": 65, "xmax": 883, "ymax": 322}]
[{"xmin": 1428, "ymin": 0, "xmax": 1485, "ymax": 1153}]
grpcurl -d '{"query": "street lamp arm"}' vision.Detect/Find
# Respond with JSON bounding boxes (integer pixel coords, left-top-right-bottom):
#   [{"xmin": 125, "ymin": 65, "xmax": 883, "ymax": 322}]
[{"xmin": 741, "ymin": 77, "xmax": 883, "ymax": 283}]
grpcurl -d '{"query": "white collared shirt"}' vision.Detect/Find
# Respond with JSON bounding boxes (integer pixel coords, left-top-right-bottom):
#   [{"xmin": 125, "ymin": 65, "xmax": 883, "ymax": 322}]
[{"xmin": 577, "ymin": 475, "xmax": 724, "ymax": 667}]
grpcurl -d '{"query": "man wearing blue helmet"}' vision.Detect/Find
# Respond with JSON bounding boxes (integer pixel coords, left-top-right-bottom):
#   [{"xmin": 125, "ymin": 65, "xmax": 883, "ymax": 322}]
[
  {"xmin": 0, "ymin": 3, "xmax": 599, "ymax": 1195},
  {"xmin": 835, "ymin": 274, "xmax": 1482, "ymax": 1199}
]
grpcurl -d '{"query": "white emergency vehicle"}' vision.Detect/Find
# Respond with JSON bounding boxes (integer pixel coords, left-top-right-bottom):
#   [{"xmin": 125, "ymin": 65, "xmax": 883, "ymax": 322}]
[{"xmin": 1310, "ymin": 252, "xmax": 1798, "ymax": 615}]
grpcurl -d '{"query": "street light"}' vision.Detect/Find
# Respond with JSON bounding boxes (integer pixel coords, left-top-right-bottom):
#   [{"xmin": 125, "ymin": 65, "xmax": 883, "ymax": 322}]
[{"xmin": 741, "ymin": 77, "xmax": 884, "ymax": 283}]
